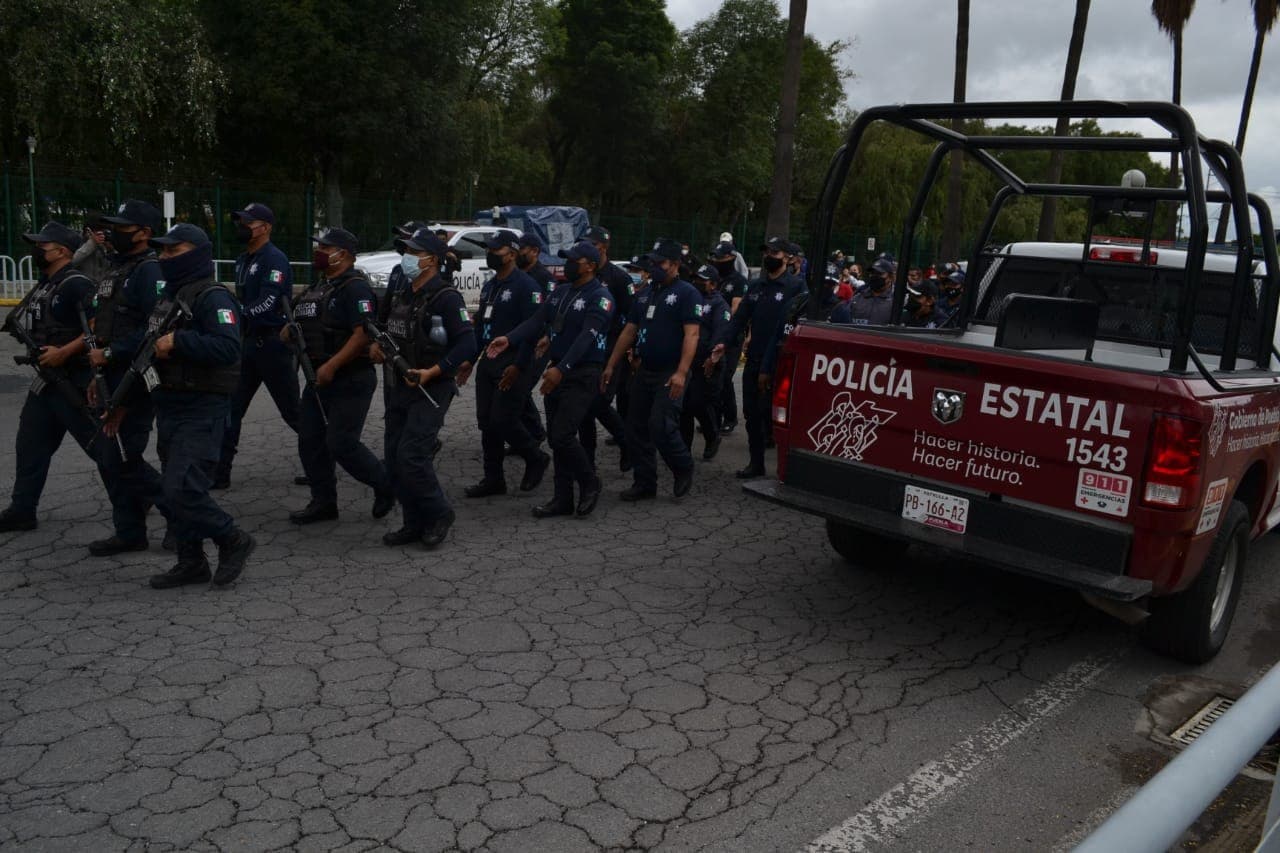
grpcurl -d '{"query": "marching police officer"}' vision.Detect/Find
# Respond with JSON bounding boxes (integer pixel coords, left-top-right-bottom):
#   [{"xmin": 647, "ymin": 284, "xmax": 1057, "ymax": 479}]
[
  {"xmin": 832, "ymin": 256, "xmax": 896, "ymax": 325},
  {"xmin": 604, "ymin": 238, "xmax": 701, "ymax": 500},
  {"xmin": 515, "ymin": 233, "xmax": 554, "ymax": 295},
  {"xmin": 709, "ymin": 240, "xmax": 748, "ymax": 434},
  {"xmin": 486, "ymin": 241, "xmax": 614, "ymax": 519},
  {"xmin": 681, "ymin": 263, "xmax": 731, "ymax": 460},
  {"xmin": 126, "ymin": 224, "xmax": 255, "ymax": 589},
  {"xmin": 378, "ymin": 219, "xmax": 433, "ymax": 486},
  {"xmin": 86, "ymin": 199, "xmax": 164, "ymax": 555},
  {"xmin": 455, "ymin": 231, "xmax": 549, "ymax": 498},
  {"xmin": 0, "ymin": 222, "xmax": 135, "ymax": 536},
  {"xmin": 286, "ymin": 228, "xmax": 394, "ymax": 524},
  {"xmin": 580, "ymin": 226, "xmax": 632, "ymax": 470},
  {"xmin": 374, "ymin": 229, "xmax": 477, "ymax": 548},
  {"xmin": 214, "ymin": 203, "xmax": 301, "ymax": 488},
  {"xmin": 711, "ymin": 236, "xmax": 805, "ymax": 479}
]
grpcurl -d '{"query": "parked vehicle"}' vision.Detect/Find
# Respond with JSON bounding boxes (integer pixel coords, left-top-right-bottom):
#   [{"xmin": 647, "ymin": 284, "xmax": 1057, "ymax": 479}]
[
  {"xmin": 356, "ymin": 224, "xmax": 520, "ymax": 309},
  {"xmin": 750, "ymin": 101, "xmax": 1280, "ymax": 663}
]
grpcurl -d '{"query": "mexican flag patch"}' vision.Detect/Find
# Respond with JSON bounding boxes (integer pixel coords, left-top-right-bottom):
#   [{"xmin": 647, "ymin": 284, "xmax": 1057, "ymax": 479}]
[
  {"xmin": 357, "ymin": 299, "xmax": 372, "ymax": 314},
  {"xmin": 458, "ymin": 308, "xmax": 470, "ymax": 323},
  {"xmin": 217, "ymin": 308, "xmax": 236, "ymax": 325},
  {"xmin": 694, "ymin": 304, "xmax": 705, "ymax": 317},
  {"xmin": 155, "ymin": 281, "xmax": 166, "ymax": 294},
  {"xmin": 268, "ymin": 270, "xmax": 285, "ymax": 283},
  {"xmin": 532, "ymin": 292, "xmax": 542, "ymax": 304},
  {"xmin": 598, "ymin": 297, "xmax": 612, "ymax": 312}
]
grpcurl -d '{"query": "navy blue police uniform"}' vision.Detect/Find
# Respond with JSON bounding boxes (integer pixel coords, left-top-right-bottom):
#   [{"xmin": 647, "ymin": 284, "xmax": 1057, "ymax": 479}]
[
  {"xmin": 581, "ymin": 228, "xmax": 633, "ymax": 467},
  {"xmin": 292, "ymin": 229, "xmax": 393, "ymax": 522},
  {"xmin": 502, "ymin": 242, "xmax": 613, "ymax": 517},
  {"xmin": 710, "ymin": 242, "xmax": 749, "ymax": 431},
  {"xmin": 216, "ymin": 204, "xmax": 301, "ymax": 486},
  {"xmin": 514, "ymin": 234, "xmax": 552, "ymax": 442},
  {"xmin": 617, "ymin": 240, "xmax": 701, "ymax": 498},
  {"xmin": 467, "ymin": 232, "xmax": 548, "ymax": 494},
  {"xmin": 119, "ymin": 225, "xmax": 255, "ymax": 589},
  {"xmin": 381, "ymin": 230, "xmax": 477, "ymax": 546},
  {"xmin": 681, "ymin": 265, "xmax": 731, "ymax": 457}
]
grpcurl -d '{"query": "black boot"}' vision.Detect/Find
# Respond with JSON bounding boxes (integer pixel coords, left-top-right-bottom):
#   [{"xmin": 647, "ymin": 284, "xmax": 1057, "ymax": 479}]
[
  {"xmin": 290, "ymin": 501, "xmax": 339, "ymax": 525},
  {"xmin": 0, "ymin": 507, "xmax": 37, "ymax": 533},
  {"xmin": 520, "ymin": 451, "xmax": 551, "ymax": 492},
  {"xmin": 619, "ymin": 484, "xmax": 657, "ymax": 502},
  {"xmin": 422, "ymin": 510, "xmax": 456, "ymax": 548},
  {"xmin": 464, "ymin": 479, "xmax": 506, "ymax": 498},
  {"xmin": 383, "ymin": 525, "xmax": 425, "ymax": 546},
  {"xmin": 532, "ymin": 498, "xmax": 575, "ymax": 519},
  {"xmin": 212, "ymin": 528, "xmax": 254, "ymax": 586},
  {"xmin": 88, "ymin": 535, "xmax": 149, "ymax": 557},
  {"xmin": 576, "ymin": 478, "xmax": 602, "ymax": 518},
  {"xmin": 372, "ymin": 488, "xmax": 396, "ymax": 519},
  {"xmin": 149, "ymin": 542, "xmax": 211, "ymax": 589}
]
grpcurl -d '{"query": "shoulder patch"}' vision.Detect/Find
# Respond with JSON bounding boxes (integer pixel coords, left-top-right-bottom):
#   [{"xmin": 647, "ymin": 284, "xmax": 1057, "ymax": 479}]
[
  {"xmin": 268, "ymin": 269, "xmax": 285, "ymax": 283},
  {"xmin": 598, "ymin": 297, "xmax": 612, "ymax": 312},
  {"xmin": 156, "ymin": 280, "xmax": 166, "ymax": 294},
  {"xmin": 216, "ymin": 308, "xmax": 236, "ymax": 325},
  {"xmin": 357, "ymin": 299, "xmax": 372, "ymax": 314},
  {"xmin": 532, "ymin": 292, "xmax": 542, "ymax": 304},
  {"xmin": 458, "ymin": 307, "xmax": 470, "ymax": 323}
]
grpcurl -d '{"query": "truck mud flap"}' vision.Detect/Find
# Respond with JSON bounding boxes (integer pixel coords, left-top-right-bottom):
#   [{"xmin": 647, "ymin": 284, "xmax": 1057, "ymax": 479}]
[{"xmin": 744, "ymin": 478, "xmax": 1152, "ymax": 602}]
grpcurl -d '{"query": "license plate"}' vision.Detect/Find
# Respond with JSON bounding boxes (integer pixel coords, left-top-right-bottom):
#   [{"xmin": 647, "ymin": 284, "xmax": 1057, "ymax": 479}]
[{"xmin": 901, "ymin": 485, "xmax": 969, "ymax": 534}]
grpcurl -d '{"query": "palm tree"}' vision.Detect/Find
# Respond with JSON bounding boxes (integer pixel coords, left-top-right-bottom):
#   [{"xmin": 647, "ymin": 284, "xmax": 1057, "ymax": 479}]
[
  {"xmin": 1151, "ymin": 0, "xmax": 1196, "ymax": 195},
  {"xmin": 1036, "ymin": 0, "xmax": 1091, "ymax": 242},
  {"xmin": 765, "ymin": 0, "xmax": 807, "ymax": 239},
  {"xmin": 940, "ymin": 0, "xmax": 970, "ymax": 261},
  {"xmin": 1214, "ymin": 0, "xmax": 1279, "ymax": 243}
]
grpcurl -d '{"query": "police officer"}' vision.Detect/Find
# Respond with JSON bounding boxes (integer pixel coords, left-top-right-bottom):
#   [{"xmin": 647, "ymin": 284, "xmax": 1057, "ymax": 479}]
[
  {"xmin": 604, "ymin": 238, "xmax": 701, "ymax": 500},
  {"xmin": 455, "ymin": 231, "xmax": 549, "ymax": 498},
  {"xmin": 86, "ymin": 199, "xmax": 164, "ymax": 555},
  {"xmin": 214, "ymin": 203, "xmax": 301, "ymax": 488},
  {"xmin": 124, "ymin": 224, "xmax": 255, "ymax": 589},
  {"xmin": 709, "ymin": 240, "xmax": 748, "ymax": 433},
  {"xmin": 287, "ymin": 228, "xmax": 394, "ymax": 524},
  {"xmin": 0, "ymin": 222, "xmax": 134, "ymax": 537},
  {"xmin": 515, "ymin": 233, "xmax": 554, "ymax": 295},
  {"xmin": 680, "ymin": 263, "xmax": 731, "ymax": 460},
  {"xmin": 934, "ymin": 266, "xmax": 965, "ymax": 327},
  {"xmin": 832, "ymin": 256, "xmax": 896, "ymax": 325},
  {"xmin": 377, "ymin": 220, "xmax": 434, "ymax": 483},
  {"xmin": 903, "ymin": 278, "xmax": 940, "ymax": 328},
  {"xmin": 374, "ymin": 229, "xmax": 477, "ymax": 548},
  {"xmin": 711, "ymin": 236, "xmax": 805, "ymax": 479},
  {"xmin": 762, "ymin": 264, "xmax": 842, "ymax": 389},
  {"xmin": 486, "ymin": 241, "xmax": 614, "ymax": 519},
  {"xmin": 579, "ymin": 226, "xmax": 632, "ymax": 470}
]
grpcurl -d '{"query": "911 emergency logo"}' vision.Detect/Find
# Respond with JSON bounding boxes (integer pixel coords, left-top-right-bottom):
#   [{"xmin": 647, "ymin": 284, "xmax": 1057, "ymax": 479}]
[{"xmin": 808, "ymin": 391, "xmax": 896, "ymax": 461}]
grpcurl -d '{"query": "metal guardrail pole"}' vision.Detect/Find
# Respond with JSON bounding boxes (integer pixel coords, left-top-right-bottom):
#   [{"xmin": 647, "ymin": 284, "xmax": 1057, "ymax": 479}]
[
  {"xmin": 1263, "ymin": 778, "xmax": 1280, "ymax": 850},
  {"xmin": 1076, "ymin": 662, "xmax": 1280, "ymax": 853}
]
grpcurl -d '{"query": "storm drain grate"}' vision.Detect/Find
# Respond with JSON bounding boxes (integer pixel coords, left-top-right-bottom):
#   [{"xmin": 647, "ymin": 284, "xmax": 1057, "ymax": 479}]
[{"xmin": 1170, "ymin": 695, "xmax": 1279, "ymax": 776}]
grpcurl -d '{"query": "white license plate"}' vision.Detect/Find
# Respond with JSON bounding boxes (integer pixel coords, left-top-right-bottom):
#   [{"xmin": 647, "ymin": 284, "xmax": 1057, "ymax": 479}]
[{"xmin": 901, "ymin": 485, "xmax": 969, "ymax": 534}]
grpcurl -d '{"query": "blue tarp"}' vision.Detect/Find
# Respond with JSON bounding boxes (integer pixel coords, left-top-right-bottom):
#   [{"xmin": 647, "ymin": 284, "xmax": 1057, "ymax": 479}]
[{"xmin": 474, "ymin": 205, "xmax": 590, "ymax": 267}]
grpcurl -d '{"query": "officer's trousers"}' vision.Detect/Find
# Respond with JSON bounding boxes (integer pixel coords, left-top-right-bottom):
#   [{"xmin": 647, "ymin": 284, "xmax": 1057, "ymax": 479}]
[
  {"xmin": 386, "ymin": 384, "xmax": 454, "ymax": 531},
  {"xmin": 124, "ymin": 401, "xmax": 234, "ymax": 544},
  {"xmin": 545, "ymin": 364, "xmax": 601, "ymax": 501},
  {"xmin": 719, "ymin": 343, "xmax": 742, "ymax": 426},
  {"xmin": 97, "ymin": 392, "xmax": 154, "ymax": 542},
  {"xmin": 476, "ymin": 354, "xmax": 540, "ymax": 483},
  {"xmin": 9, "ymin": 378, "xmax": 140, "ymax": 539},
  {"xmin": 680, "ymin": 362, "xmax": 723, "ymax": 451},
  {"xmin": 298, "ymin": 367, "xmax": 389, "ymax": 505},
  {"xmin": 580, "ymin": 357, "xmax": 626, "ymax": 466},
  {"xmin": 741, "ymin": 357, "xmax": 770, "ymax": 469},
  {"xmin": 218, "ymin": 335, "xmax": 300, "ymax": 478},
  {"xmin": 626, "ymin": 367, "xmax": 692, "ymax": 491}
]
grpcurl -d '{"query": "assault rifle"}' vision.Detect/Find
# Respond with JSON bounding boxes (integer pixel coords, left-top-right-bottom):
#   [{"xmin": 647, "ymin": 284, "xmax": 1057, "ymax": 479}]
[
  {"xmin": 77, "ymin": 306, "xmax": 111, "ymax": 418},
  {"xmin": 281, "ymin": 294, "xmax": 327, "ymax": 425},
  {"xmin": 361, "ymin": 317, "xmax": 439, "ymax": 408},
  {"xmin": 3, "ymin": 300, "xmax": 95, "ymax": 415}
]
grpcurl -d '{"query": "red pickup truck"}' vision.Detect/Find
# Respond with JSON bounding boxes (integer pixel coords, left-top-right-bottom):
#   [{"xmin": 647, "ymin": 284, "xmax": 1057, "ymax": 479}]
[{"xmin": 748, "ymin": 101, "xmax": 1280, "ymax": 662}]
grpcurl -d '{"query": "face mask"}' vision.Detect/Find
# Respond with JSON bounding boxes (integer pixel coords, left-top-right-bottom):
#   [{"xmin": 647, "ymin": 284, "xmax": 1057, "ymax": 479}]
[
  {"xmin": 714, "ymin": 260, "xmax": 735, "ymax": 277},
  {"xmin": 943, "ymin": 287, "xmax": 961, "ymax": 299},
  {"xmin": 32, "ymin": 248, "xmax": 52, "ymax": 270},
  {"xmin": 763, "ymin": 256, "xmax": 785, "ymax": 274},
  {"xmin": 650, "ymin": 264, "xmax": 669, "ymax": 286},
  {"xmin": 110, "ymin": 229, "xmax": 139, "ymax": 254},
  {"xmin": 563, "ymin": 259, "xmax": 582, "ymax": 281},
  {"xmin": 235, "ymin": 222, "xmax": 255, "ymax": 242},
  {"xmin": 313, "ymin": 248, "xmax": 335, "ymax": 271},
  {"xmin": 516, "ymin": 253, "xmax": 534, "ymax": 270},
  {"xmin": 400, "ymin": 254, "xmax": 423, "ymax": 279},
  {"xmin": 158, "ymin": 243, "xmax": 214, "ymax": 286},
  {"xmin": 485, "ymin": 251, "xmax": 504, "ymax": 271}
]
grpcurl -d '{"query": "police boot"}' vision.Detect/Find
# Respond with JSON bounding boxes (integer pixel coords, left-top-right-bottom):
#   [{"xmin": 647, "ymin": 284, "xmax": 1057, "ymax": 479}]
[
  {"xmin": 290, "ymin": 501, "xmax": 339, "ymax": 525},
  {"xmin": 673, "ymin": 468, "xmax": 694, "ymax": 498},
  {"xmin": 575, "ymin": 477, "xmax": 602, "ymax": 518},
  {"xmin": 520, "ymin": 451, "xmax": 551, "ymax": 493},
  {"xmin": 149, "ymin": 542, "xmax": 211, "ymax": 590},
  {"xmin": 619, "ymin": 484, "xmax": 657, "ymax": 502},
  {"xmin": 212, "ymin": 528, "xmax": 255, "ymax": 587},
  {"xmin": 421, "ymin": 510, "xmax": 456, "ymax": 549},
  {"xmin": 735, "ymin": 463, "xmax": 766, "ymax": 479},
  {"xmin": 532, "ymin": 496, "xmax": 575, "ymax": 519},
  {"xmin": 0, "ymin": 506, "xmax": 37, "ymax": 532},
  {"xmin": 464, "ymin": 479, "xmax": 506, "ymax": 498},
  {"xmin": 383, "ymin": 525, "xmax": 425, "ymax": 546},
  {"xmin": 88, "ymin": 534, "xmax": 149, "ymax": 557},
  {"xmin": 372, "ymin": 488, "xmax": 397, "ymax": 519}
]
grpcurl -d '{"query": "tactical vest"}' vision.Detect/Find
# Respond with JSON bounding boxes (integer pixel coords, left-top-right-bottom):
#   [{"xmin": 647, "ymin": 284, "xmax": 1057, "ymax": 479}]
[
  {"xmin": 386, "ymin": 282, "xmax": 456, "ymax": 369},
  {"xmin": 149, "ymin": 279, "xmax": 241, "ymax": 395},
  {"xmin": 94, "ymin": 252, "xmax": 159, "ymax": 345},
  {"xmin": 293, "ymin": 270, "xmax": 370, "ymax": 365},
  {"xmin": 27, "ymin": 272, "xmax": 92, "ymax": 364}
]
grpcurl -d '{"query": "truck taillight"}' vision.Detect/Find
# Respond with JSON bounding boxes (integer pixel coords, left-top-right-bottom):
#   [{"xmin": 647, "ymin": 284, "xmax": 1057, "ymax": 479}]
[
  {"xmin": 1141, "ymin": 414, "xmax": 1202, "ymax": 508},
  {"xmin": 772, "ymin": 350, "xmax": 797, "ymax": 426},
  {"xmin": 1089, "ymin": 246, "xmax": 1158, "ymax": 264}
]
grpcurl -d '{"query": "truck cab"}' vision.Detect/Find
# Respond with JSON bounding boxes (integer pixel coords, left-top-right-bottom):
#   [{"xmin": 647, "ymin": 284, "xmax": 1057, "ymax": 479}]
[{"xmin": 749, "ymin": 101, "xmax": 1280, "ymax": 663}]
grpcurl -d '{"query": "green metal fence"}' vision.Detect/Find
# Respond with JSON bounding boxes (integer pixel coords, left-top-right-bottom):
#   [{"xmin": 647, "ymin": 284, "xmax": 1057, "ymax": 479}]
[{"xmin": 1, "ymin": 162, "xmax": 949, "ymax": 270}]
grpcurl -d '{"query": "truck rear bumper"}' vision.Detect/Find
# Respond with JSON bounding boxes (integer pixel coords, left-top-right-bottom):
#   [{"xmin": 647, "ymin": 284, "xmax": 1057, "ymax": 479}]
[{"xmin": 745, "ymin": 450, "xmax": 1152, "ymax": 602}]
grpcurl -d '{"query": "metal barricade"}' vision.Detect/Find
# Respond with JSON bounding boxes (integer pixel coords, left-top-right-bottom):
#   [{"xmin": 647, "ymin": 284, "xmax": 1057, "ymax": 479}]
[
  {"xmin": 1076, "ymin": 662, "xmax": 1280, "ymax": 852},
  {"xmin": 0, "ymin": 255, "xmax": 35, "ymax": 302}
]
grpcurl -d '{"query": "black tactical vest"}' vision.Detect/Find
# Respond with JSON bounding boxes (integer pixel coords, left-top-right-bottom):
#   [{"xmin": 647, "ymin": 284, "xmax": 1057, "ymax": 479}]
[
  {"xmin": 148, "ymin": 279, "xmax": 241, "ymax": 395},
  {"xmin": 386, "ymin": 282, "xmax": 456, "ymax": 369},
  {"xmin": 26, "ymin": 271, "xmax": 92, "ymax": 365},
  {"xmin": 293, "ymin": 270, "xmax": 370, "ymax": 365},
  {"xmin": 95, "ymin": 252, "xmax": 159, "ymax": 345}
]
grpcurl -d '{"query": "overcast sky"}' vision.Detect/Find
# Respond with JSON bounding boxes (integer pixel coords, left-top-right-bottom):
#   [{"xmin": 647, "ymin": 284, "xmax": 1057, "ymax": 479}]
[{"xmin": 666, "ymin": 0, "xmax": 1280, "ymax": 231}]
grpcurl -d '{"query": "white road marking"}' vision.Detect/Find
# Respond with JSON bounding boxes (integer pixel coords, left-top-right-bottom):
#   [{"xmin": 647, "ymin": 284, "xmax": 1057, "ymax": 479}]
[{"xmin": 806, "ymin": 655, "xmax": 1119, "ymax": 853}]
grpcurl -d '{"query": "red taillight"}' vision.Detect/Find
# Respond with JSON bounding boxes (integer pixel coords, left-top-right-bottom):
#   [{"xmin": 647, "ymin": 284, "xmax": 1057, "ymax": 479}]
[
  {"xmin": 772, "ymin": 350, "xmax": 797, "ymax": 426},
  {"xmin": 1141, "ymin": 414, "xmax": 1202, "ymax": 508},
  {"xmin": 1089, "ymin": 247, "xmax": 1158, "ymax": 264}
]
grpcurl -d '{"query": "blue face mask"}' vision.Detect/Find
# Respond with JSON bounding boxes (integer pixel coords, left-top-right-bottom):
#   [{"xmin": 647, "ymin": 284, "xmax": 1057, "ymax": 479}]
[{"xmin": 400, "ymin": 254, "xmax": 422, "ymax": 280}]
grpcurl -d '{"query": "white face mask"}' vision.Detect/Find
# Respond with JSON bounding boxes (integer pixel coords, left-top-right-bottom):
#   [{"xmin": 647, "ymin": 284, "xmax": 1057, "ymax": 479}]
[{"xmin": 400, "ymin": 254, "xmax": 423, "ymax": 279}]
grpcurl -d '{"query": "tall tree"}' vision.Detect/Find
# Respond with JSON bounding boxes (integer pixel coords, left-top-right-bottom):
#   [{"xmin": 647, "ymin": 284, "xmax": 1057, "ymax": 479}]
[
  {"xmin": 1151, "ymin": 0, "xmax": 1196, "ymax": 198},
  {"xmin": 1037, "ymin": 0, "xmax": 1091, "ymax": 241},
  {"xmin": 765, "ymin": 0, "xmax": 807, "ymax": 239},
  {"xmin": 1214, "ymin": 0, "xmax": 1278, "ymax": 243},
  {"xmin": 940, "ymin": 0, "xmax": 970, "ymax": 261}
]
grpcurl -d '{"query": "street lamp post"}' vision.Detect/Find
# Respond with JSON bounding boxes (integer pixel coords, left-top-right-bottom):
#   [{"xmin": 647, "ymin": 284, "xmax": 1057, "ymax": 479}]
[{"xmin": 25, "ymin": 136, "xmax": 37, "ymax": 231}]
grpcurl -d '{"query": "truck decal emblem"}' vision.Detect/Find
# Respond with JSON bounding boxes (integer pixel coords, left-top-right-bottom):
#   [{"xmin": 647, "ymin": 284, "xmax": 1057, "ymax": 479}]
[
  {"xmin": 932, "ymin": 388, "xmax": 965, "ymax": 425},
  {"xmin": 808, "ymin": 391, "xmax": 897, "ymax": 461},
  {"xmin": 1208, "ymin": 403, "xmax": 1226, "ymax": 457}
]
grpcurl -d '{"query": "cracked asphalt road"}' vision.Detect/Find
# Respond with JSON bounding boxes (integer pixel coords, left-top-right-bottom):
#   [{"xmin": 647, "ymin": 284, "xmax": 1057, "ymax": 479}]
[{"xmin": 1, "ymin": 324, "xmax": 1277, "ymax": 852}]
